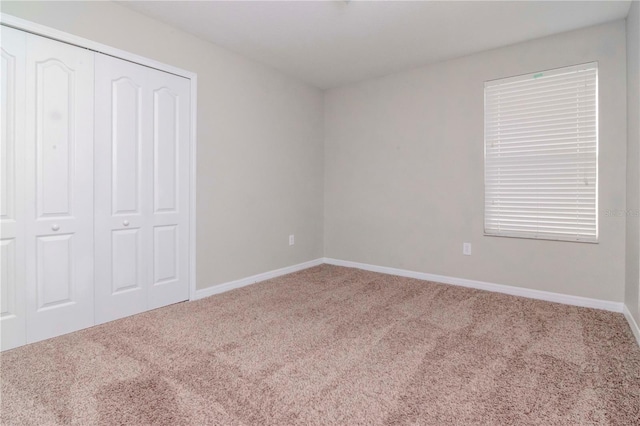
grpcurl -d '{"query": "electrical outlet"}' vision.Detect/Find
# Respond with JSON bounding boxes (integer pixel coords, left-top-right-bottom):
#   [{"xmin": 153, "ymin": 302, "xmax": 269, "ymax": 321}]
[
  {"xmin": 463, "ymin": 242, "xmax": 472, "ymax": 256},
  {"xmin": 289, "ymin": 234, "xmax": 295, "ymax": 246}
]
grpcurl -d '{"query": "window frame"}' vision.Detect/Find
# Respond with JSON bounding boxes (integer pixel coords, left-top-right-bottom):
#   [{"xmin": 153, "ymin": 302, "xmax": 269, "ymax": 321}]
[{"xmin": 483, "ymin": 62, "xmax": 599, "ymax": 243}]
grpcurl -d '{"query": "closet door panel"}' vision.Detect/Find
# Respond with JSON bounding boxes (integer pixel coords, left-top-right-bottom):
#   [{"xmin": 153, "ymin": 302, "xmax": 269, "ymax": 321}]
[
  {"xmin": 1, "ymin": 26, "xmax": 27, "ymax": 351},
  {"xmin": 36, "ymin": 60, "xmax": 74, "ymax": 216},
  {"xmin": 153, "ymin": 225, "xmax": 178, "ymax": 284},
  {"xmin": 153, "ymin": 88, "xmax": 179, "ymax": 213},
  {"xmin": 1, "ymin": 240, "xmax": 17, "ymax": 317},
  {"xmin": 111, "ymin": 229, "xmax": 141, "ymax": 293},
  {"xmin": 24, "ymin": 33, "xmax": 94, "ymax": 343},
  {"xmin": 111, "ymin": 78, "xmax": 143, "ymax": 215},
  {"xmin": 148, "ymin": 72, "xmax": 190, "ymax": 310},
  {"xmin": 94, "ymin": 54, "xmax": 151, "ymax": 324},
  {"xmin": 36, "ymin": 234, "xmax": 73, "ymax": 308}
]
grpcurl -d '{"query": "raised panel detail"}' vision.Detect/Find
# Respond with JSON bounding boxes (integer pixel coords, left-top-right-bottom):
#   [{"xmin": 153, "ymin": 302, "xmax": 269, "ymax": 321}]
[
  {"xmin": 1, "ymin": 239, "xmax": 16, "ymax": 318},
  {"xmin": 36, "ymin": 60, "xmax": 74, "ymax": 218},
  {"xmin": 153, "ymin": 88, "xmax": 178, "ymax": 213},
  {"xmin": 37, "ymin": 235, "xmax": 73, "ymax": 310},
  {"xmin": 1, "ymin": 49, "xmax": 15, "ymax": 220},
  {"xmin": 153, "ymin": 225, "xmax": 177, "ymax": 285},
  {"xmin": 112, "ymin": 78, "xmax": 142, "ymax": 215},
  {"xmin": 112, "ymin": 229, "xmax": 140, "ymax": 294}
]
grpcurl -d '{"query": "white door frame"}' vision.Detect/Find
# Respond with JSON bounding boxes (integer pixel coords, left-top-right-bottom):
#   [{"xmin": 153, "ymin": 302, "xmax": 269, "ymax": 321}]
[{"xmin": 0, "ymin": 13, "xmax": 198, "ymax": 302}]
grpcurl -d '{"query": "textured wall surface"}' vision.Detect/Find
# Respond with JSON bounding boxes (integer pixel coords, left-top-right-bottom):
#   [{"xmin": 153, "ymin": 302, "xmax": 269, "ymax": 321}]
[{"xmin": 325, "ymin": 21, "xmax": 627, "ymax": 302}]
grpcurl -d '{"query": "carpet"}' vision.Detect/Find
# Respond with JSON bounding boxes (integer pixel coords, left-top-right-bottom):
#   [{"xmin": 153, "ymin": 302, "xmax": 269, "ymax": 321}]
[{"xmin": 1, "ymin": 265, "xmax": 639, "ymax": 425}]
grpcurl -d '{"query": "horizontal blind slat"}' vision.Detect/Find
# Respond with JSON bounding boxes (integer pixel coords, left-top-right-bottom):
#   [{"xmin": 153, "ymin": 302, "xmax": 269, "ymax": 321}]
[
  {"xmin": 485, "ymin": 96, "xmax": 596, "ymax": 117},
  {"xmin": 487, "ymin": 83, "xmax": 596, "ymax": 104},
  {"xmin": 485, "ymin": 160, "xmax": 596, "ymax": 168},
  {"xmin": 486, "ymin": 151, "xmax": 596, "ymax": 161},
  {"xmin": 485, "ymin": 107, "xmax": 596, "ymax": 126},
  {"xmin": 486, "ymin": 119, "xmax": 596, "ymax": 136},
  {"xmin": 486, "ymin": 139, "xmax": 597, "ymax": 152},
  {"xmin": 486, "ymin": 87, "xmax": 596, "ymax": 109}
]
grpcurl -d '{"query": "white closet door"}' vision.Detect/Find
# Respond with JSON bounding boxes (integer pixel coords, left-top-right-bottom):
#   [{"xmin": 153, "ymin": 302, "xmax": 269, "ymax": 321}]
[
  {"xmin": 24, "ymin": 33, "xmax": 95, "ymax": 343},
  {"xmin": 1, "ymin": 26, "xmax": 27, "ymax": 351},
  {"xmin": 148, "ymin": 69, "xmax": 190, "ymax": 310},
  {"xmin": 95, "ymin": 54, "xmax": 189, "ymax": 323},
  {"xmin": 94, "ymin": 55, "xmax": 152, "ymax": 324}
]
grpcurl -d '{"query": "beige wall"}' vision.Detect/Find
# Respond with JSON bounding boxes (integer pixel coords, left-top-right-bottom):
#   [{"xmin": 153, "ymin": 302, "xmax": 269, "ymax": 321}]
[
  {"xmin": 325, "ymin": 21, "xmax": 628, "ymax": 302},
  {"xmin": 1, "ymin": 1, "xmax": 325, "ymax": 290},
  {"xmin": 626, "ymin": 1, "xmax": 640, "ymax": 322}
]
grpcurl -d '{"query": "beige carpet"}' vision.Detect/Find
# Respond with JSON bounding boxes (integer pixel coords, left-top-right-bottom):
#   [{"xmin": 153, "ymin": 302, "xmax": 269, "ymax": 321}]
[{"xmin": 1, "ymin": 265, "xmax": 639, "ymax": 425}]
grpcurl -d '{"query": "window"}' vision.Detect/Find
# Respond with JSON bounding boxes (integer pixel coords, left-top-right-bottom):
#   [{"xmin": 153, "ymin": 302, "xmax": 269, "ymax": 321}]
[{"xmin": 484, "ymin": 63, "xmax": 598, "ymax": 242}]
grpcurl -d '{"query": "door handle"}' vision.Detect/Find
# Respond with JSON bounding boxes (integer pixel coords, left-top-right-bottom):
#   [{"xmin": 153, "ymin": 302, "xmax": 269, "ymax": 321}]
[
  {"xmin": 51, "ymin": 224, "xmax": 60, "ymax": 231},
  {"xmin": 123, "ymin": 220, "xmax": 130, "ymax": 227}
]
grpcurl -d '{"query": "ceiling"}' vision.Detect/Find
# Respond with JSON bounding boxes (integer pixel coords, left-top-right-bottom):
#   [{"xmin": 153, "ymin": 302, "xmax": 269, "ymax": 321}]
[{"xmin": 120, "ymin": 1, "xmax": 632, "ymax": 89}]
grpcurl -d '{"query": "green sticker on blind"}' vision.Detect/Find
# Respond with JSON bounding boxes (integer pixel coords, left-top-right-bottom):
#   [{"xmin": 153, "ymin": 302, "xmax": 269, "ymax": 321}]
[{"xmin": 533, "ymin": 73, "xmax": 544, "ymax": 78}]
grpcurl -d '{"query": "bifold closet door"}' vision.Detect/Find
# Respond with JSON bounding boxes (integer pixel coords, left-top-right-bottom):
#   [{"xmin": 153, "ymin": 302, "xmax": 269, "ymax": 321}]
[
  {"xmin": 1, "ymin": 26, "xmax": 27, "ymax": 351},
  {"xmin": 147, "ymin": 67, "xmax": 190, "ymax": 311},
  {"xmin": 24, "ymin": 32, "xmax": 95, "ymax": 343},
  {"xmin": 94, "ymin": 56, "xmax": 150, "ymax": 324},
  {"xmin": 95, "ymin": 54, "xmax": 190, "ymax": 324}
]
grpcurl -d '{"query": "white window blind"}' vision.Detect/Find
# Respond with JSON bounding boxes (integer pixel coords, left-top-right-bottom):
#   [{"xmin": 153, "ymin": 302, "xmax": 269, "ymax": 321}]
[{"xmin": 484, "ymin": 63, "xmax": 598, "ymax": 242}]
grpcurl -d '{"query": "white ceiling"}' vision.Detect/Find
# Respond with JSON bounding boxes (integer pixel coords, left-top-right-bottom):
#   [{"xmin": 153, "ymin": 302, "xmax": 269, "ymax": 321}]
[{"xmin": 120, "ymin": 1, "xmax": 632, "ymax": 89}]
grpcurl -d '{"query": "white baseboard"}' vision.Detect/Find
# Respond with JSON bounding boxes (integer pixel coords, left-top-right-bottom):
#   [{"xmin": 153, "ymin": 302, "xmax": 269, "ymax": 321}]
[
  {"xmin": 191, "ymin": 256, "xmax": 636, "ymax": 346},
  {"xmin": 193, "ymin": 258, "xmax": 324, "ymax": 300},
  {"xmin": 192, "ymin": 255, "xmax": 625, "ymax": 315},
  {"xmin": 323, "ymin": 257, "xmax": 624, "ymax": 313},
  {"xmin": 623, "ymin": 305, "xmax": 640, "ymax": 346}
]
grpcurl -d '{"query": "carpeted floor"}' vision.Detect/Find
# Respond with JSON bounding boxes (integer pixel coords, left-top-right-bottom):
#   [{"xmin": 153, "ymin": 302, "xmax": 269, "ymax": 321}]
[{"xmin": 1, "ymin": 265, "xmax": 639, "ymax": 425}]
